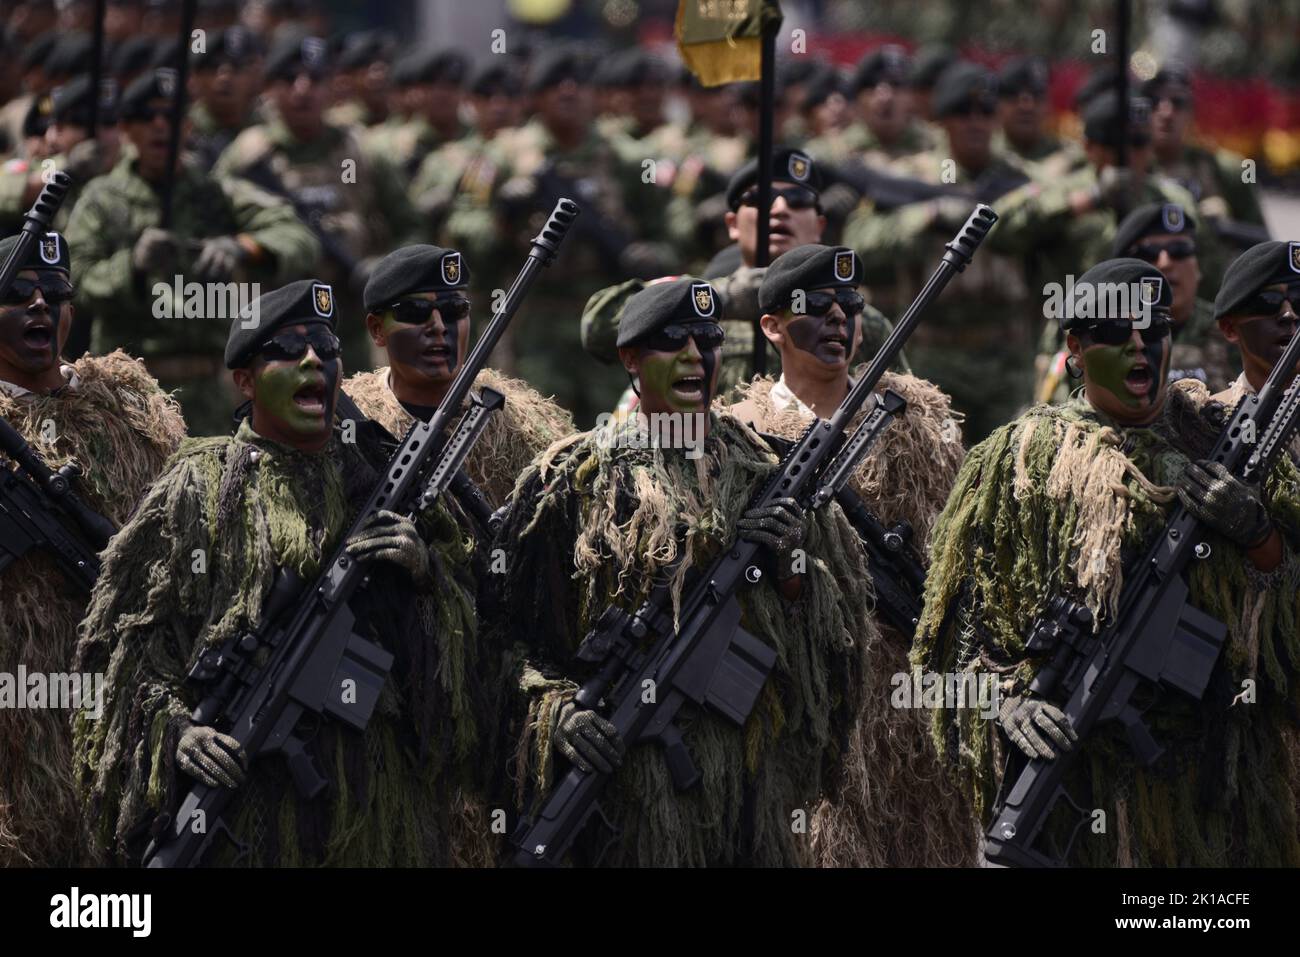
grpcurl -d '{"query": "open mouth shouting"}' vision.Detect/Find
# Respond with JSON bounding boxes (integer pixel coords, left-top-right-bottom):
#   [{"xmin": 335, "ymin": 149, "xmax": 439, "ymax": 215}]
[
  {"xmin": 1123, "ymin": 359, "xmax": 1155, "ymax": 398},
  {"xmin": 670, "ymin": 369, "xmax": 707, "ymax": 405},
  {"xmin": 291, "ymin": 377, "xmax": 329, "ymax": 416},
  {"xmin": 21, "ymin": 317, "xmax": 54, "ymax": 352}
]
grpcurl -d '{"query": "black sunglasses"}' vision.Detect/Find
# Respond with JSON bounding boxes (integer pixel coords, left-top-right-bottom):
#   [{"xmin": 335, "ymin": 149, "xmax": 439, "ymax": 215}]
[
  {"xmin": 125, "ymin": 104, "xmax": 171, "ymax": 124},
  {"xmin": 1, "ymin": 273, "xmax": 74, "ymax": 306},
  {"xmin": 738, "ymin": 184, "xmax": 819, "ymax": 210},
  {"xmin": 796, "ymin": 290, "xmax": 866, "ymax": 318},
  {"xmin": 1130, "ymin": 238, "xmax": 1196, "ymax": 263},
  {"xmin": 258, "ymin": 327, "xmax": 341, "ymax": 362},
  {"xmin": 948, "ymin": 99, "xmax": 998, "ymax": 117},
  {"xmin": 1082, "ymin": 317, "xmax": 1171, "ymax": 346},
  {"xmin": 387, "ymin": 297, "xmax": 471, "ymax": 325},
  {"xmin": 640, "ymin": 321, "xmax": 725, "ymax": 353},
  {"xmin": 1240, "ymin": 282, "xmax": 1300, "ymax": 317}
]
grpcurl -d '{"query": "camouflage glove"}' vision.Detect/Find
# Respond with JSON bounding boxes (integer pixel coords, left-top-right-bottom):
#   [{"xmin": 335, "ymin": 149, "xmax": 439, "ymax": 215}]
[
  {"xmin": 62, "ymin": 138, "xmax": 107, "ymax": 183},
  {"xmin": 131, "ymin": 226, "xmax": 180, "ymax": 276},
  {"xmin": 738, "ymin": 496, "xmax": 807, "ymax": 580},
  {"xmin": 555, "ymin": 701, "xmax": 625, "ymax": 774},
  {"xmin": 1091, "ymin": 166, "xmax": 1138, "ymax": 212},
  {"xmin": 1177, "ymin": 460, "xmax": 1272, "ymax": 549},
  {"xmin": 344, "ymin": 509, "xmax": 432, "ymax": 584},
  {"xmin": 716, "ymin": 265, "xmax": 766, "ymax": 323},
  {"xmin": 177, "ymin": 724, "xmax": 248, "ymax": 788},
  {"xmin": 998, "ymin": 693, "xmax": 1077, "ymax": 761},
  {"xmin": 192, "ymin": 235, "xmax": 247, "ymax": 281}
]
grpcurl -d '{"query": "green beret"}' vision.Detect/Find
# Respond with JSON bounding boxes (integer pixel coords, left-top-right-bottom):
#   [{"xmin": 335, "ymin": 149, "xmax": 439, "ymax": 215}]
[
  {"xmin": 1060, "ymin": 258, "xmax": 1172, "ymax": 332},
  {"xmin": 0, "ymin": 230, "xmax": 71, "ymax": 274},
  {"xmin": 47, "ymin": 33, "xmax": 93, "ymax": 80},
  {"xmin": 1082, "ymin": 92, "xmax": 1151, "ymax": 146},
  {"xmin": 19, "ymin": 33, "xmax": 59, "ymax": 73},
  {"xmin": 850, "ymin": 44, "xmax": 908, "ymax": 94},
  {"xmin": 265, "ymin": 34, "xmax": 330, "ymax": 82},
  {"xmin": 193, "ymin": 26, "xmax": 259, "ymax": 70},
  {"xmin": 800, "ymin": 64, "xmax": 843, "ymax": 111},
  {"xmin": 336, "ymin": 31, "xmax": 389, "ymax": 71},
  {"xmin": 759, "ymin": 244, "xmax": 862, "ymax": 312},
  {"xmin": 468, "ymin": 61, "xmax": 519, "ymax": 97},
  {"xmin": 1110, "ymin": 202, "xmax": 1197, "ymax": 257},
  {"xmin": 1072, "ymin": 66, "xmax": 1119, "ymax": 110},
  {"xmin": 51, "ymin": 75, "xmax": 117, "ymax": 126},
  {"xmin": 1214, "ymin": 241, "xmax": 1300, "ymax": 320},
  {"xmin": 726, "ymin": 147, "xmax": 823, "ymax": 210},
  {"xmin": 363, "ymin": 245, "xmax": 471, "ymax": 313},
  {"xmin": 1139, "ymin": 66, "xmax": 1192, "ymax": 102},
  {"xmin": 997, "ymin": 55, "xmax": 1049, "ymax": 97},
  {"xmin": 120, "ymin": 69, "xmax": 178, "ymax": 121},
  {"xmin": 226, "ymin": 279, "xmax": 337, "ymax": 369},
  {"xmin": 932, "ymin": 62, "xmax": 997, "ymax": 118},
  {"xmin": 111, "ymin": 36, "xmax": 158, "ymax": 78},
  {"xmin": 525, "ymin": 46, "xmax": 584, "ymax": 94},
  {"xmin": 405, "ymin": 48, "xmax": 470, "ymax": 87},
  {"xmin": 617, "ymin": 278, "xmax": 719, "ymax": 348},
  {"xmin": 908, "ymin": 45, "xmax": 956, "ymax": 90}
]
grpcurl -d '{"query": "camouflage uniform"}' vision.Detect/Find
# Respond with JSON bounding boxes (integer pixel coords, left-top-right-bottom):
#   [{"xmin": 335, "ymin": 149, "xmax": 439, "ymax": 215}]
[
  {"xmin": 214, "ymin": 118, "xmax": 419, "ymax": 372},
  {"xmin": 64, "ymin": 155, "xmax": 319, "ymax": 434},
  {"xmin": 844, "ymin": 151, "xmax": 1036, "ymax": 442},
  {"xmin": 188, "ymin": 100, "xmax": 261, "ymax": 174},
  {"xmin": 364, "ymin": 115, "xmax": 467, "ymax": 187}
]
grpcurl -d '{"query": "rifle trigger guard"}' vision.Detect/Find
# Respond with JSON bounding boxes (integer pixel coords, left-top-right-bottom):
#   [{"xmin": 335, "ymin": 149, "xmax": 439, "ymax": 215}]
[{"xmin": 1194, "ymin": 542, "xmax": 1211, "ymax": 560}]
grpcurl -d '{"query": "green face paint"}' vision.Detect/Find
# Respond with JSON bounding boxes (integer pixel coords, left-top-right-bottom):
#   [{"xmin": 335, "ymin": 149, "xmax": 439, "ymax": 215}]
[
  {"xmin": 382, "ymin": 309, "xmax": 463, "ymax": 385},
  {"xmin": 1081, "ymin": 328, "xmax": 1169, "ymax": 421},
  {"xmin": 637, "ymin": 338, "xmax": 718, "ymax": 415},
  {"xmin": 253, "ymin": 348, "xmax": 337, "ymax": 442}
]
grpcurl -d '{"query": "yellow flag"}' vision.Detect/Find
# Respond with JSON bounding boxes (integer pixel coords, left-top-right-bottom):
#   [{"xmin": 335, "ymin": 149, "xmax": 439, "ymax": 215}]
[{"xmin": 675, "ymin": 0, "xmax": 782, "ymax": 88}]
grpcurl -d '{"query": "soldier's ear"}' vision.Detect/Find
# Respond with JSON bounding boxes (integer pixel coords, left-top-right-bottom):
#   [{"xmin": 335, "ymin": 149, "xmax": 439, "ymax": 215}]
[
  {"xmin": 724, "ymin": 210, "xmax": 740, "ymax": 242},
  {"xmin": 1217, "ymin": 316, "xmax": 1241, "ymax": 346},
  {"xmin": 758, "ymin": 312, "xmax": 784, "ymax": 347},
  {"xmin": 365, "ymin": 311, "xmax": 387, "ymax": 347},
  {"xmin": 232, "ymin": 366, "xmax": 256, "ymax": 401},
  {"xmin": 1065, "ymin": 332, "xmax": 1083, "ymax": 358},
  {"xmin": 617, "ymin": 346, "xmax": 639, "ymax": 377}
]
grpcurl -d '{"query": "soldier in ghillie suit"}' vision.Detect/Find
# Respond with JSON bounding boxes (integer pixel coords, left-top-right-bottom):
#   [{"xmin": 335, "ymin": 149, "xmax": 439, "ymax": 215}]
[
  {"xmin": 914, "ymin": 258, "xmax": 1300, "ymax": 867},
  {"xmin": 342, "ymin": 245, "xmax": 573, "ymax": 510},
  {"xmin": 0, "ymin": 230, "xmax": 185, "ymax": 867},
  {"xmin": 1036, "ymin": 202, "xmax": 1238, "ymax": 404},
  {"xmin": 494, "ymin": 278, "xmax": 874, "ymax": 867},
  {"xmin": 73, "ymin": 280, "xmax": 487, "ymax": 867},
  {"xmin": 726, "ymin": 245, "xmax": 975, "ymax": 867}
]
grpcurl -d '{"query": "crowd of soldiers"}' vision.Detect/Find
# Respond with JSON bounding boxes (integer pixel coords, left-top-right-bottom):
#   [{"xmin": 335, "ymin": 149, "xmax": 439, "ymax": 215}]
[{"xmin": 2, "ymin": 0, "xmax": 1299, "ymax": 869}]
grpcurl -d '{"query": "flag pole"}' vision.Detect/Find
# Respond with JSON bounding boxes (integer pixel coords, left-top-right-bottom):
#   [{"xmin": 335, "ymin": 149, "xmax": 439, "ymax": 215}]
[{"xmin": 751, "ymin": 7, "xmax": 778, "ymax": 378}]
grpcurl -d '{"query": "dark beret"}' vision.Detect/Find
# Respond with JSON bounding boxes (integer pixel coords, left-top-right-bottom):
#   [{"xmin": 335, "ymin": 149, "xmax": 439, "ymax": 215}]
[
  {"xmin": 851, "ymin": 44, "xmax": 909, "ymax": 94},
  {"xmin": 468, "ymin": 61, "xmax": 519, "ymax": 97},
  {"xmin": 363, "ymin": 245, "xmax": 471, "ymax": 313},
  {"xmin": 997, "ymin": 55, "xmax": 1049, "ymax": 97},
  {"xmin": 779, "ymin": 57, "xmax": 819, "ymax": 87},
  {"xmin": 265, "ymin": 34, "xmax": 330, "ymax": 82},
  {"xmin": 800, "ymin": 63, "xmax": 843, "ymax": 111},
  {"xmin": 759, "ymin": 244, "xmax": 862, "ymax": 312},
  {"xmin": 193, "ymin": 26, "xmax": 259, "ymax": 69},
  {"xmin": 1072, "ymin": 66, "xmax": 1121, "ymax": 110},
  {"xmin": 1082, "ymin": 92, "xmax": 1151, "ymax": 146},
  {"xmin": 617, "ymin": 278, "xmax": 720, "ymax": 348},
  {"xmin": 110, "ymin": 36, "xmax": 158, "ymax": 77},
  {"xmin": 932, "ymin": 62, "xmax": 998, "ymax": 118},
  {"xmin": 1140, "ymin": 66, "xmax": 1192, "ymax": 101},
  {"xmin": 226, "ymin": 279, "xmax": 338, "ymax": 369},
  {"xmin": 1214, "ymin": 241, "xmax": 1300, "ymax": 320},
  {"xmin": 335, "ymin": 31, "xmax": 389, "ymax": 71},
  {"xmin": 150, "ymin": 37, "xmax": 181, "ymax": 71},
  {"xmin": 22, "ymin": 93, "xmax": 55, "ymax": 138},
  {"xmin": 47, "ymin": 33, "xmax": 93, "ymax": 80},
  {"xmin": 406, "ymin": 48, "xmax": 470, "ymax": 87},
  {"xmin": 908, "ymin": 44, "xmax": 956, "ymax": 90},
  {"xmin": 726, "ymin": 147, "xmax": 823, "ymax": 210},
  {"xmin": 1111, "ymin": 202, "xmax": 1198, "ymax": 257},
  {"xmin": 51, "ymin": 74, "xmax": 117, "ymax": 126},
  {"xmin": 119, "ymin": 69, "xmax": 178, "ymax": 121},
  {"xmin": 525, "ymin": 45, "xmax": 584, "ymax": 94},
  {"xmin": 1060, "ymin": 258, "xmax": 1172, "ymax": 331},
  {"xmin": 19, "ymin": 33, "xmax": 59, "ymax": 73},
  {"xmin": 0, "ymin": 230, "xmax": 71, "ymax": 274}
]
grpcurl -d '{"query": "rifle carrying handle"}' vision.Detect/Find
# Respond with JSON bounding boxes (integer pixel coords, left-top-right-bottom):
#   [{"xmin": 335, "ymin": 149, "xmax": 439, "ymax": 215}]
[{"xmin": 943, "ymin": 204, "xmax": 999, "ymax": 270}]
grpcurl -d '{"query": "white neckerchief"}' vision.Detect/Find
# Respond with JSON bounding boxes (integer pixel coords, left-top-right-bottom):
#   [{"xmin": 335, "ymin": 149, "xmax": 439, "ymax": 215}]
[
  {"xmin": 769, "ymin": 374, "xmax": 814, "ymax": 417},
  {"xmin": 0, "ymin": 363, "xmax": 80, "ymax": 398}
]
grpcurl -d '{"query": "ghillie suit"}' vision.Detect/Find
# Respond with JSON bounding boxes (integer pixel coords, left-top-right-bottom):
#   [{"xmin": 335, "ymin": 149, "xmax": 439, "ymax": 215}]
[
  {"xmin": 495, "ymin": 412, "xmax": 873, "ymax": 867},
  {"xmin": 731, "ymin": 372, "xmax": 977, "ymax": 866},
  {"xmin": 0, "ymin": 351, "xmax": 184, "ymax": 867},
  {"xmin": 73, "ymin": 419, "xmax": 488, "ymax": 867},
  {"xmin": 915, "ymin": 381, "xmax": 1300, "ymax": 866},
  {"xmin": 343, "ymin": 366, "xmax": 574, "ymax": 508}
]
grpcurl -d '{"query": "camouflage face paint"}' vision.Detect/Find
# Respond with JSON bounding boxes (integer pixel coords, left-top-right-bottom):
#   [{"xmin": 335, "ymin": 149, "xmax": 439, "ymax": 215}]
[
  {"xmin": 1232, "ymin": 307, "xmax": 1298, "ymax": 372},
  {"xmin": 0, "ymin": 272, "xmax": 64, "ymax": 375},
  {"xmin": 784, "ymin": 292, "xmax": 857, "ymax": 366},
  {"xmin": 637, "ymin": 338, "xmax": 719, "ymax": 414},
  {"xmin": 382, "ymin": 306, "xmax": 463, "ymax": 384},
  {"xmin": 1080, "ymin": 327, "xmax": 1169, "ymax": 417},
  {"xmin": 253, "ymin": 345, "xmax": 339, "ymax": 442}
]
